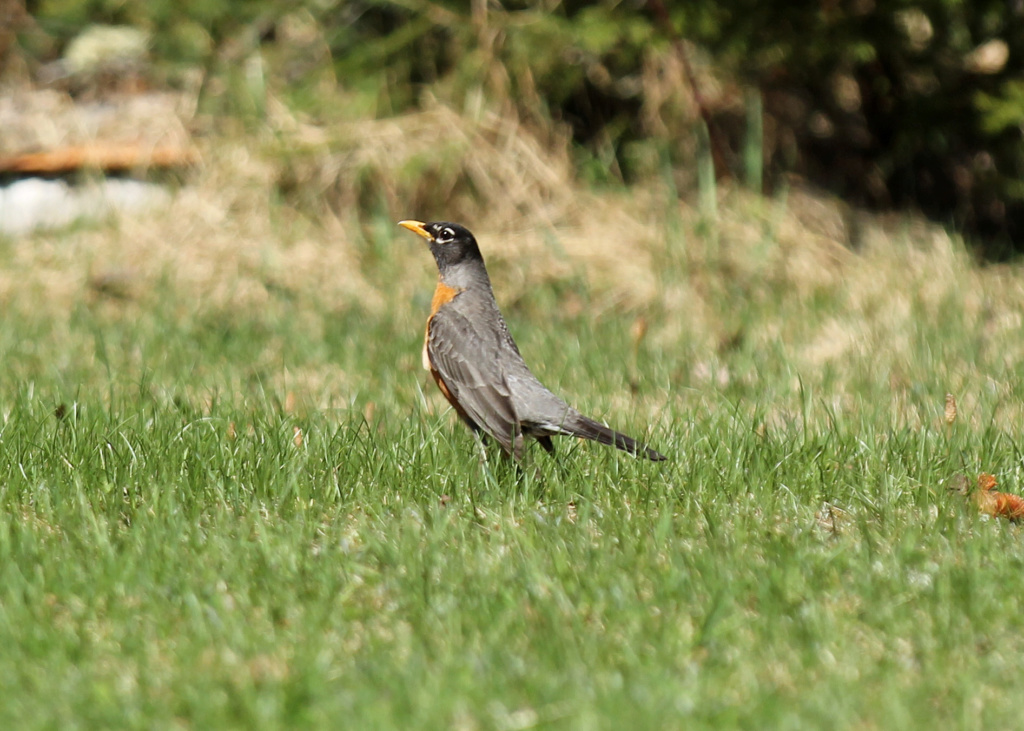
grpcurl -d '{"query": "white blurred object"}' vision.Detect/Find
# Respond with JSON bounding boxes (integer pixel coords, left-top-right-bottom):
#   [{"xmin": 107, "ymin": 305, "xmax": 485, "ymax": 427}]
[
  {"xmin": 964, "ymin": 39, "xmax": 1009, "ymax": 75},
  {"xmin": 0, "ymin": 178, "xmax": 170, "ymax": 236},
  {"xmin": 40, "ymin": 25, "xmax": 150, "ymax": 84}
]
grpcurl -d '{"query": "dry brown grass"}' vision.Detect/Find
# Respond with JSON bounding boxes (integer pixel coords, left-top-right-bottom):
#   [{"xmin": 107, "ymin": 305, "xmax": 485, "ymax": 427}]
[{"xmin": 0, "ymin": 88, "xmax": 194, "ymax": 156}]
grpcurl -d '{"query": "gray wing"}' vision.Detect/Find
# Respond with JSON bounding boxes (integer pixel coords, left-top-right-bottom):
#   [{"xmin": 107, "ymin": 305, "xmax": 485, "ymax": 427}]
[{"xmin": 427, "ymin": 306, "xmax": 523, "ymax": 457}]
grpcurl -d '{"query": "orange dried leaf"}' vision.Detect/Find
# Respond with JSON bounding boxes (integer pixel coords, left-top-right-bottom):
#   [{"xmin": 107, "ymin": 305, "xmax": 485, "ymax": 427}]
[
  {"xmin": 991, "ymin": 491, "xmax": 1024, "ymax": 520},
  {"xmin": 973, "ymin": 473, "xmax": 1024, "ymax": 521},
  {"xmin": 975, "ymin": 489, "xmax": 998, "ymax": 516}
]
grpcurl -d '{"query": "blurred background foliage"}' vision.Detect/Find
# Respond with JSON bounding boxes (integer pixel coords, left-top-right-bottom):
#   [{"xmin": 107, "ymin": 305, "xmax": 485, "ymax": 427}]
[{"xmin": 8, "ymin": 0, "xmax": 1024, "ymax": 253}]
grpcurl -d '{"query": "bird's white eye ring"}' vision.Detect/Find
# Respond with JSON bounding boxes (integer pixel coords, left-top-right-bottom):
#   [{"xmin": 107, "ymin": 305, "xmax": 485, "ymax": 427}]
[{"xmin": 441, "ymin": 227, "xmax": 455, "ymax": 240}]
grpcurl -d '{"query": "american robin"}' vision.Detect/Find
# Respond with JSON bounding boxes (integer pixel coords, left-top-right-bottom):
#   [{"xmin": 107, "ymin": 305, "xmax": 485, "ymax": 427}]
[{"xmin": 399, "ymin": 220, "xmax": 666, "ymax": 461}]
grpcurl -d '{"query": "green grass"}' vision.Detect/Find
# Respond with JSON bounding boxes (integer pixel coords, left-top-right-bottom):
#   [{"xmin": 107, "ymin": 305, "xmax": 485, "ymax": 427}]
[{"xmin": 3, "ymin": 212, "xmax": 1024, "ymax": 730}]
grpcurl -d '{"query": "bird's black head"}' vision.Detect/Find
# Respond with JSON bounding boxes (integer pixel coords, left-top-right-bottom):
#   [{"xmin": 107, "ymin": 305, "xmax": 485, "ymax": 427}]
[{"xmin": 398, "ymin": 220, "xmax": 484, "ymax": 272}]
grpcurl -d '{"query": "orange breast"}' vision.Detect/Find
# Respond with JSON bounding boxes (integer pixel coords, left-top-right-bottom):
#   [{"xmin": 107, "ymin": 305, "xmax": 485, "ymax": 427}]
[
  {"xmin": 430, "ymin": 280, "xmax": 462, "ymax": 314},
  {"xmin": 422, "ymin": 280, "xmax": 462, "ymax": 372},
  {"xmin": 422, "ymin": 280, "xmax": 472, "ymax": 423}
]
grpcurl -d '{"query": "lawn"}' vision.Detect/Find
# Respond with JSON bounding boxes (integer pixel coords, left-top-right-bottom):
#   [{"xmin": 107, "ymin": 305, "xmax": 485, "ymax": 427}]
[{"xmin": 2, "ymin": 130, "xmax": 1024, "ymax": 729}]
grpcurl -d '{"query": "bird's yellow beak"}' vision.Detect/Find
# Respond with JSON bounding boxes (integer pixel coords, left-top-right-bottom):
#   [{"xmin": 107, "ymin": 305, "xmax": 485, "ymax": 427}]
[{"xmin": 398, "ymin": 220, "xmax": 433, "ymax": 241}]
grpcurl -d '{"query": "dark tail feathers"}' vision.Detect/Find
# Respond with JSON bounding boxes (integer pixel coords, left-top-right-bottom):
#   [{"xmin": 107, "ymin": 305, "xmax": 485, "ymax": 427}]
[{"xmin": 568, "ymin": 414, "xmax": 666, "ymax": 461}]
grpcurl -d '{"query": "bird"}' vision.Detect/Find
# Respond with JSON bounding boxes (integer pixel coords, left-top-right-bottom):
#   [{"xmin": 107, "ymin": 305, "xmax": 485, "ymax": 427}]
[{"xmin": 399, "ymin": 219, "xmax": 666, "ymax": 462}]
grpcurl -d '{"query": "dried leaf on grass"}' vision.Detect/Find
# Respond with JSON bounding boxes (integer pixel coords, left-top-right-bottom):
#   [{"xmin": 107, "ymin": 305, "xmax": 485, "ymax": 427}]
[{"xmin": 950, "ymin": 472, "xmax": 1024, "ymax": 521}]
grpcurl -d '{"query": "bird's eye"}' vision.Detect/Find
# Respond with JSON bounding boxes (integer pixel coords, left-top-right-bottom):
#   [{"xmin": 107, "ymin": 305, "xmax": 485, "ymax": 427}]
[{"xmin": 440, "ymin": 227, "xmax": 455, "ymax": 241}]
